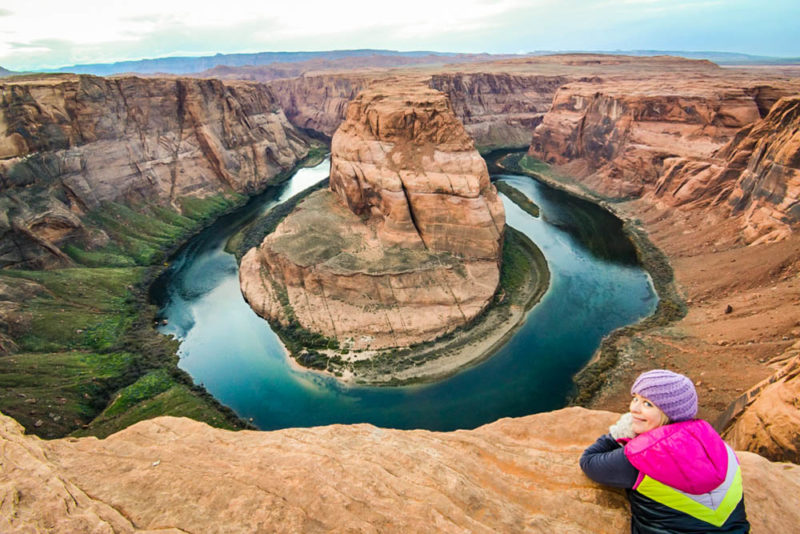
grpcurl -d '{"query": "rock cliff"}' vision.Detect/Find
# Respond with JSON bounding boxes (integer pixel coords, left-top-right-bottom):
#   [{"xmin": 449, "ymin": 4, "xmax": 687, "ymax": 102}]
[
  {"xmin": 429, "ymin": 72, "xmax": 567, "ymax": 150},
  {"xmin": 240, "ymin": 82, "xmax": 505, "ymax": 350},
  {"xmin": 269, "ymin": 74, "xmax": 377, "ymax": 138},
  {"xmin": 2, "ymin": 407, "xmax": 798, "ymax": 533},
  {"xmin": 270, "ymin": 72, "xmax": 569, "ymax": 151},
  {"xmin": 0, "ymin": 74, "xmax": 310, "ymax": 268},
  {"xmin": 720, "ymin": 348, "xmax": 800, "ymax": 464},
  {"xmin": 527, "ymin": 79, "xmax": 800, "ymax": 244}
]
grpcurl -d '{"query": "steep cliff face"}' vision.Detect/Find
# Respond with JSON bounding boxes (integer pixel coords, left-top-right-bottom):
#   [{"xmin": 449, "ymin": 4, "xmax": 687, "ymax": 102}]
[
  {"xmin": 0, "ymin": 75, "xmax": 310, "ymax": 268},
  {"xmin": 240, "ymin": 83, "xmax": 504, "ymax": 350},
  {"xmin": 721, "ymin": 348, "xmax": 800, "ymax": 464},
  {"xmin": 723, "ymin": 96, "xmax": 800, "ymax": 243},
  {"xmin": 529, "ymin": 79, "xmax": 770, "ymax": 196},
  {"xmin": 269, "ymin": 74, "xmax": 377, "ymax": 138},
  {"xmin": 642, "ymin": 95, "xmax": 800, "ymax": 244},
  {"xmin": 430, "ymin": 72, "xmax": 567, "ymax": 150},
  {"xmin": 2, "ymin": 407, "xmax": 798, "ymax": 533},
  {"xmin": 270, "ymin": 71, "xmax": 569, "ymax": 151}
]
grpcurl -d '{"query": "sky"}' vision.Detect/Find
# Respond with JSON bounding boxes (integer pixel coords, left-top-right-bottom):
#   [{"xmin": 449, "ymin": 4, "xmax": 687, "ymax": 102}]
[{"xmin": 1, "ymin": 0, "xmax": 799, "ymax": 71}]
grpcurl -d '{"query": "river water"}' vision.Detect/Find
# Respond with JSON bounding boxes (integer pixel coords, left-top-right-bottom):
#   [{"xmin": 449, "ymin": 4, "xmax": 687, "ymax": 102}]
[{"xmin": 151, "ymin": 157, "xmax": 656, "ymax": 431}]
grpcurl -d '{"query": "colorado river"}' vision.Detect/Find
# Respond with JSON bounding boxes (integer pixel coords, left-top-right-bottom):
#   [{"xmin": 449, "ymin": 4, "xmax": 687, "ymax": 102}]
[{"xmin": 151, "ymin": 157, "xmax": 656, "ymax": 431}]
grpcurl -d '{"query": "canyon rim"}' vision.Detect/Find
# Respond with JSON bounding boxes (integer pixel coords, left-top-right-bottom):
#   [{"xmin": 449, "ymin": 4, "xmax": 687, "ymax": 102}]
[{"xmin": 1, "ymin": 47, "xmax": 800, "ymax": 532}]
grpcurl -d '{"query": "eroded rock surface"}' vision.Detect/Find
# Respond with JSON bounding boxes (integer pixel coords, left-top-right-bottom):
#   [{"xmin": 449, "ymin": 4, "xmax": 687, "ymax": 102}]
[
  {"xmin": 2, "ymin": 408, "xmax": 798, "ymax": 533},
  {"xmin": 241, "ymin": 82, "xmax": 504, "ymax": 349},
  {"xmin": 721, "ymin": 350, "xmax": 800, "ymax": 464},
  {"xmin": 527, "ymin": 77, "xmax": 800, "ymax": 243},
  {"xmin": 430, "ymin": 72, "xmax": 567, "ymax": 150},
  {"xmin": 0, "ymin": 74, "xmax": 310, "ymax": 268}
]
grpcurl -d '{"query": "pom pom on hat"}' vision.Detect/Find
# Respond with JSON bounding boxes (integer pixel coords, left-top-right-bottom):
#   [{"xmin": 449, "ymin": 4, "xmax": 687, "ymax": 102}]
[{"xmin": 631, "ymin": 369, "xmax": 697, "ymax": 422}]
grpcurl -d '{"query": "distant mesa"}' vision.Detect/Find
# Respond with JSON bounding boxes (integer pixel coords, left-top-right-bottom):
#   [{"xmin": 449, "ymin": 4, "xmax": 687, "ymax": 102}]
[{"xmin": 240, "ymin": 81, "xmax": 505, "ymax": 352}]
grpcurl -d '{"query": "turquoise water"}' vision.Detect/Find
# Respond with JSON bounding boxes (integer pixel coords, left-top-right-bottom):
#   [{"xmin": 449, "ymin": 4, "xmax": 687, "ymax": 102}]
[{"xmin": 152, "ymin": 158, "xmax": 656, "ymax": 431}]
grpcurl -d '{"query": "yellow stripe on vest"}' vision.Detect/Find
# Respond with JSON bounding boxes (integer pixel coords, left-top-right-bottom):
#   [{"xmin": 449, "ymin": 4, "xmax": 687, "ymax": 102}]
[{"xmin": 636, "ymin": 467, "xmax": 743, "ymax": 527}]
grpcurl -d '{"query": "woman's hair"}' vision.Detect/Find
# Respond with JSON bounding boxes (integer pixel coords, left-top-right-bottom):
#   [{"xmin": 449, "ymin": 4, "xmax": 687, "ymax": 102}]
[{"xmin": 659, "ymin": 411, "xmax": 671, "ymax": 427}]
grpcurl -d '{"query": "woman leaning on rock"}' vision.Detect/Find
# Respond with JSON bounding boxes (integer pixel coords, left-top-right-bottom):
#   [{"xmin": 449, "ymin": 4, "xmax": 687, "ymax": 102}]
[{"xmin": 580, "ymin": 369, "xmax": 750, "ymax": 533}]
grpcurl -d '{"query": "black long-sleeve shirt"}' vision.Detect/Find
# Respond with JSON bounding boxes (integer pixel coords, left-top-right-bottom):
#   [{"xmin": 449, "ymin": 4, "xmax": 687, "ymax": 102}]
[{"xmin": 579, "ymin": 433, "xmax": 639, "ymax": 488}]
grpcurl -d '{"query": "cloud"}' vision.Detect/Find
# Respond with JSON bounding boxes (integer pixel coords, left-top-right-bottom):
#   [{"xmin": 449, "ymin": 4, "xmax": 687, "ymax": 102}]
[{"xmin": 0, "ymin": 0, "xmax": 798, "ymax": 70}]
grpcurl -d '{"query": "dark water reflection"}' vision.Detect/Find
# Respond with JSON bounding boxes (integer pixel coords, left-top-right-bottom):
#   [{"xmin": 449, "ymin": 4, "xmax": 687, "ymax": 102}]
[{"xmin": 152, "ymin": 159, "xmax": 656, "ymax": 431}]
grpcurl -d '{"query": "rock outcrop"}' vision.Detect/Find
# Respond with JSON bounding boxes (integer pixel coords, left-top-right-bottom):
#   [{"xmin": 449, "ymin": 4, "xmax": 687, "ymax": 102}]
[
  {"xmin": 241, "ymin": 82, "xmax": 504, "ymax": 350},
  {"xmin": 269, "ymin": 74, "xmax": 377, "ymax": 138},
  {"xmin": 527, "ymin": 78, "xmax": 800, "ymax": 243},
  {"xmin": 0, "ymin": 74, "xmax": 310, "ymax": 268},
  {"xmin": 2, "ymin": 407, "xmax": 798, "ymax": 533},
  {"xmin": 529, "ymin": 79, "xmax": 763, "ymax": 196},
  {"xmin": 720, "ymin": 349, "xmax": 800, "ymax": 464},
  {"xmin": 716, "ymin": 96, "xmax": 800, "ymax": 243},
  {"xmin": 430, "ymin": 73, "xmax": 567, "ymax": 150},
  {"xmin": 271, "ymin": 72, "xmax": 569, "ymax": 150}
]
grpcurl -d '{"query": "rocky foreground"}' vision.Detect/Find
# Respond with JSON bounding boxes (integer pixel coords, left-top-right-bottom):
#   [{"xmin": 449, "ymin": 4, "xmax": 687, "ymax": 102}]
[
  {"xmin": 240, "ymin": 81, "xmax": 505, "ymax": 350},
  {"xmin": 2, "ymin": 407, "xmax": 798, "ymax": 533}
]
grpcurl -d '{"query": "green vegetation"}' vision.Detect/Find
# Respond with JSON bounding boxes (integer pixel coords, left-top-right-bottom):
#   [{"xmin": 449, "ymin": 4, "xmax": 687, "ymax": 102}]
[
  {"xmin": 228, "ymin": 180, "xmax": 329, "ymax": 261},
  {"xmin": 0, "ymin": 351, "xmax": 133, "ymax": 438},
  {"xmin": 0, "ymin": 187, "xmax": 270, "ymax": 438},
  {"xmin": 495, "ymin": 181, "xmax": 540, "ymax": 218}
]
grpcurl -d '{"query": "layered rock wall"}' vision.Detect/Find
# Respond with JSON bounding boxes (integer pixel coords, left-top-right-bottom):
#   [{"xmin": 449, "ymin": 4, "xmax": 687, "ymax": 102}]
[
  {"xmin": 329, "ymin": 83, "xmax": 505, "ymax": 258},
  {"xmin": 270, "ymin": 72, "xmax": 569, "ymax": 151},
  {"xmin": 0, "ymin": 75, "xmax": 310, "ymax": 267},
  {"xmin": 527, "ymin": 79, "xmax": 800, "ymax": 242},
  {"xmin": 3, "ymin": 408, "xmax": 798, "ymax": 533},
  {"xmin": 269, "ymin": 74, "xmax": 376, "ymax": 138},
  {"xmin": 430, "ymin": 72, "xmax": 567, "ymax": 150},
  {"xmin": 241, "ymin": 83, "xmax": 504, "ymax": 349}
]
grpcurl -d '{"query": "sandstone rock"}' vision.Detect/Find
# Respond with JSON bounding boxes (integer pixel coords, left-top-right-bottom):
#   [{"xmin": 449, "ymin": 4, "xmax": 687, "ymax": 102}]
[
  {"xmin": 329, "ymin": 82, "xmax": 505, "ymax": 258},
  {"xmin": 529, "ymin": 79, "xmax": 767, "ymax": 197},
  {"xmin": 722, "ymin": 354, "xmax": 800, "ymax": 464},
  {"xmin": 429, "ymin": 73, "xmax": 567, "ymax": 150},
  {"xmin": 527, "ymin": 77, "xmax": 800, "ymax": 243},
  {"xmin": 269, "ymin": 74, "xmax": 377, "ymax": 138},
  {"xmin": 241, "ymin": 82, "xmax": 504, "ymax": 350},
  {"xmin": 725, "ymin": 96, "xmax": 800, "ymax": 244},
  {"xmin": 0, "ymin": 75, "xmax": 310, "ymax": 268},
  {"xmin": 2, "ymin": 408, "xmax": 798, "ymax": 532}
]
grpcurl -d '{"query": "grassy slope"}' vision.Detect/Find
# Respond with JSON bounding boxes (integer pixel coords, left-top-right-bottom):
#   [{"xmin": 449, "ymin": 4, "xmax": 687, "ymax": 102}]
[{"xmin": 0, "ymin": 192, "xmax": 254, "ymax": 438}]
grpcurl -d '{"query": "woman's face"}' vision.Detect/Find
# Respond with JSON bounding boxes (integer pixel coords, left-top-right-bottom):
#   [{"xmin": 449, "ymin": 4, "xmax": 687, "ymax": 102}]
[{"xmin": 630, "ymin": 394, "xmax": 668, "ymax": 435}]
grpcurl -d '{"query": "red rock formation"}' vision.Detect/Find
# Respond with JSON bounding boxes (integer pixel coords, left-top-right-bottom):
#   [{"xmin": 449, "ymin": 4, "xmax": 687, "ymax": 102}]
[
  {"xmin": 721, "ymin": 350, "xmax": 800, "ymax": 463},
  {"xmin": 430, "ymin": 72, "xmax": 567, "ymax": 150},
  {"xmin": 527, "ymin": 78, "xmax": 800, "ymax": 243},
  {"xmin": 0, "ymin": 75, "xmax": 310, "ymax": 267},
  {"xmin": 271, "ymin": 72, "xmax": 569, "ymax": 151},
  {"xmin": 329, "ymin": 83, "xmax": 505, "ymax": 258},
  {"xmin": 241, "ymin": 82, "xmax": 504, "ymax": 350},
  {"xmin": 269, "ymin": 74, "xmax": 376, "ymax": 138},
  {"xmin": 2, "ymin": 408, "xmax": 798, "ymax": 532},
  {"xmin": 529, "ymin": 79, "xmax": 767, "ymax": 196}
]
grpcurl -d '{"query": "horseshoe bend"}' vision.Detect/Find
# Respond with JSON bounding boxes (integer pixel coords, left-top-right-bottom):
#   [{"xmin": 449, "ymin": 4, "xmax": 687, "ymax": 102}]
[
  {"xmin": 237, "ymin": 81, "xmax": 556, "ymax": 384},
  {"xmin": 1, "ymin": 51, "xmax": 800, "ymax": 532}
]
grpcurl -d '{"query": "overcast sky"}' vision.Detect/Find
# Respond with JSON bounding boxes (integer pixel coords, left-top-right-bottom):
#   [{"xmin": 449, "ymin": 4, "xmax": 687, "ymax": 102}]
[{"xmin": 2, "ymin": 0, "xmax": 798, "ymax": 71}]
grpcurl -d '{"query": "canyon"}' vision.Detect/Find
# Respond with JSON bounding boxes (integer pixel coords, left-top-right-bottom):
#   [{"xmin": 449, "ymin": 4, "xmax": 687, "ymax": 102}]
[
  {"xmin": 1, "ymin": 53, "xmax": 800, "ymax": 530},
  {"xmin": 0, "ymin": 74, "xmax": 311, "ymax": 269}
]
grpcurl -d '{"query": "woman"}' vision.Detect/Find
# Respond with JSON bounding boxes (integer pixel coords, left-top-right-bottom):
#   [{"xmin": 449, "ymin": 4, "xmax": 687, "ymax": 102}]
[{"xmin": 580, "ymin": 369, "xmax": 750, "ymax": 533}]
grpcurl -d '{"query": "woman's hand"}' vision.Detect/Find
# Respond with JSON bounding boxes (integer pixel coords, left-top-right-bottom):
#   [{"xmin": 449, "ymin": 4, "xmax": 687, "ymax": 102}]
[{"xmin": 609, "ymin": 412, "xmax": 636, "ymax": 441}]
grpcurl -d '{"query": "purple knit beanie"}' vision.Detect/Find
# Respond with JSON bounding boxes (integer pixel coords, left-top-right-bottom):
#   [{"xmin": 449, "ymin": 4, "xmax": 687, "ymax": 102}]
[{"xmin": 631, "ymin": 369, "xmax": 698, "ymax": 422}]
